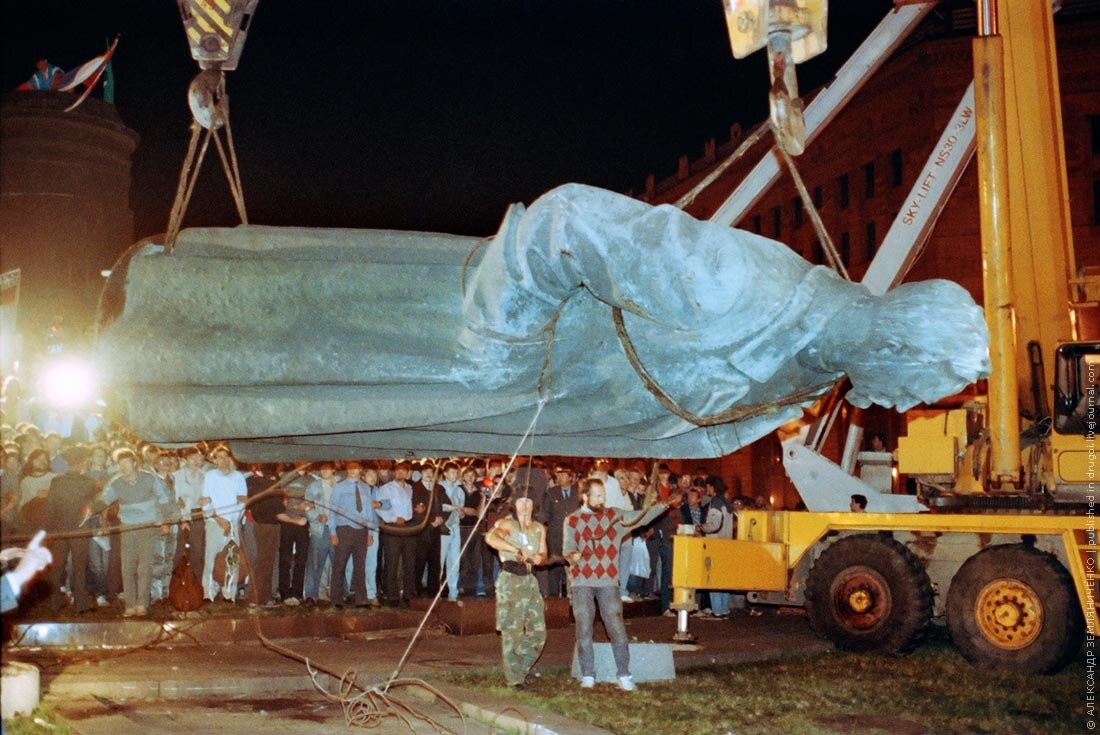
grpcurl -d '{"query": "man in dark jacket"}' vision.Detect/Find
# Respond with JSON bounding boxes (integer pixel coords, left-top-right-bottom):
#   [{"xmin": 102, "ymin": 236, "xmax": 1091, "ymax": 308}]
[
  {"xmin": 45, "ymin": 446, "xmax": 96, "ymax": 613},
  {"xmin": 537, "ymin": 464, "xmax": 581, "ymax": 597},
  {"xmin": 411, "ymin": 463, "xmax": 446, "ymax": 597}
]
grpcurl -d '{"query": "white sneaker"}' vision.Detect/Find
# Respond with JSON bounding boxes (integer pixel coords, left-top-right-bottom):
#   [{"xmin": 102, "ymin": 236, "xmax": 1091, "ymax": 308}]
[
  {"xmin": 580, "ymin": 676, "xmax": 595, "ymax": 689},
  {"xmin": 283, "ymin": 597, "xmax": 300, "ymax": 607},
  {"xmin": 96, "ymin": 595, "xmax": 108, "ymax": 608},
  {"xmin": 620, "ymin": 594, "xmax": 633, "ymax": 603},
  {"xmin": 617, "ymin": 675, "xmax": 636, "ymax": 692}
]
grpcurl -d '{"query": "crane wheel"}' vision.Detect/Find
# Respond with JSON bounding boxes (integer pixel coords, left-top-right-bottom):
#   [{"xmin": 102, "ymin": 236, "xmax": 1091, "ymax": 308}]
[
  {"xmin": 805, "ymin": 534, "xmax": 933, "ymax": 654},
  {"xmin": 947, "ymin": 544, "xmax": 1082, "ymax": 674}
]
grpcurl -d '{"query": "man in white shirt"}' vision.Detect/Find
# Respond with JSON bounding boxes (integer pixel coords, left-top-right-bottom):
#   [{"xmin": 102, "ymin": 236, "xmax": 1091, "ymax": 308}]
[
  {"xmin": 375, "ymin": 461, "xmax": 414, "ymax": 606},
  {"xmin": 201, "ymin": 445, "xmax": 246, "ymax": 601},
  {"xmin": 172, "ymin": 446, "xmax": 208, "ymax": 582}
]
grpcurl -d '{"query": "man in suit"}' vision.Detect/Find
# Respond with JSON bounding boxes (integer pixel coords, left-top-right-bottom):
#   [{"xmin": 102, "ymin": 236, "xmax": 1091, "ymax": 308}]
[
  {"xmin": 411, "ymin": 463, "xmax": 446, "ymax": 597},
  {"xmin": 537, "ymin": 464, "xmax": 581, "ymax": 597}
]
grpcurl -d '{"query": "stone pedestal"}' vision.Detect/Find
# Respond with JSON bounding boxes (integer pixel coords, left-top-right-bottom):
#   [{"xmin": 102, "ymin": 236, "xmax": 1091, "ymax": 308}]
[{"xmin": 570, "ymin": 642, "xmax": 676, "ymax": 683}]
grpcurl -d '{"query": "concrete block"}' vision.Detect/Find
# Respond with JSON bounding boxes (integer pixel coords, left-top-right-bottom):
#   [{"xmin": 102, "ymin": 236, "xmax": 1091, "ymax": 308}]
[
  {"xmin": 570, "ymin": 643, "xmax": 675, "ymax": 683},
  {"xmin": 2, "ymin": 661, "xmax": 40, "ymax": 719}
]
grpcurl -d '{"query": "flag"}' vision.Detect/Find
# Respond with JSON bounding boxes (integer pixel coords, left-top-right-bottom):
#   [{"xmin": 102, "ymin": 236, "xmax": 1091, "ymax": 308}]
[
  {"xmin": 102, "ymin": 38, "xmax": 115, "ymax": 105},
  {"xmin": 58, "ymin": 36, "xmax": 120, "ymax": 112},
  {"xmin": 55, "ymin": 37, "xmax": 118, "ymax": 93}
]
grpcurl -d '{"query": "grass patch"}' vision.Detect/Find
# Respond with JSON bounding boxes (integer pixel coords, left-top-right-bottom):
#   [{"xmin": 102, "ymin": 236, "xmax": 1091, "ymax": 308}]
[
  {"xmin": 443, "ymin": 640, "xmax": 1083, "ymax": 735},
  {"xmin": 3, "ymin": 704, "xmax": 77, "ymax": 735}
]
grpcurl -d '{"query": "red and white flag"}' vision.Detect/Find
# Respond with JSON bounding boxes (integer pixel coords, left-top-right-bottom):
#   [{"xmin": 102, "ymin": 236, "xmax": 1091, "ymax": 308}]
[{"xmin": 55, "ymin": 37, "xmax": 119, "ymax": 111}]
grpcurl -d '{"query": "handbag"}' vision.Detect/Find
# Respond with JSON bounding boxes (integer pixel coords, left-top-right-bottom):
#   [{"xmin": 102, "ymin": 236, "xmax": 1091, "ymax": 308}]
[
  {"xmin": 629, "ymin": 536, "xmax": 651, "ymax": 578},
  {"xmin": 169, "ymin": 526, "xmax": 204, "ymax": 611}
]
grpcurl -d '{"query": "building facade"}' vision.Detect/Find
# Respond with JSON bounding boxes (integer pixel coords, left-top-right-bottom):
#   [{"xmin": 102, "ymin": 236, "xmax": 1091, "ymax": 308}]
[{"xmin": 639, "ymin": 11, "xmax": 1100, "ymax": 507}]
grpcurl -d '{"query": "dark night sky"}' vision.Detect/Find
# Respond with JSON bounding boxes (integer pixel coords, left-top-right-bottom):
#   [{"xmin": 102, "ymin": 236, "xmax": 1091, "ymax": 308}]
[{"xmin": 3, "ymin": 1, "xmax": 893, "ymax": 239}]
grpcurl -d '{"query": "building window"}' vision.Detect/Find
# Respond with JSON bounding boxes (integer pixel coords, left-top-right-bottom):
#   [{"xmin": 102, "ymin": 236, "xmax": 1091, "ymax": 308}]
[
  {"xmin": 839, "ymin": 174, "xmax": 850, "ymax": 210},
  {"xmin": 866, "ymin": 221, "xmax": 878, "ymax": 260},
  {"xmin": 772, "ymin": 206, "xmax": 782, "ymax": 238},
  {"xmin": 1091, "ymin": 115, "xmax": 1100, "ymax": 156},
  {"xmin": 864, "ymin": 162, "xmax": 875, "ymax": 199},
  {"xmin": 792, "ymin": 197, "xmax": 804, "ymax": 229},
  {"xmin": 891, "ymin": 148, "xmax": 903, "ymax": 187},
  {"xmin": 813, "ymin": 186, "xmax": 823, "ymax": 208},
  {"xmin": 752, "ymin": 215, "xmax": 762, "ymax": 234},
  {"xmin": 840, "ymin": 232, "xmax": 850, "ymax": 265}
]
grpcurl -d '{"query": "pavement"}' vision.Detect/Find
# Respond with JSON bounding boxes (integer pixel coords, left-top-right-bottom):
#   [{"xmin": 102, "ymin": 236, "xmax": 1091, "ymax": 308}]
[{"xmin": 6, "ymin": 608, "xmax": 830, "ymax": 734}]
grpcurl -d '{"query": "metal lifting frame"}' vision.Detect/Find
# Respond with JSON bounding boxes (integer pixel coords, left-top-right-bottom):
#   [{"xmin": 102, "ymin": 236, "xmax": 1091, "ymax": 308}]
[
  {"xmin": 709, "ymin": 3, "xmax": 935, "ymax": 227},
  {"xmin": 701, "ymin": 4, "xmax": 985, "ymax": 490}
]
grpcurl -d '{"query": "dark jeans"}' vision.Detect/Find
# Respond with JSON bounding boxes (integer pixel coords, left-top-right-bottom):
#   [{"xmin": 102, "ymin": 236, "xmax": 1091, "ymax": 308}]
[
  {"xmin": 49, "ymin": 536, "xmax": 90, "ymax": 612},
  {"xmin": 279, "ymin": 522, "xmax": 309, "ymax": 600},
  {"xmin": 415, "ymin": 528, "xmax": 442, "ymax": 597},
  {"xmin": 543, "ymin": 542, "xmax": 567, "ymax": 597},
  {"xmin": 331, "ymin": 526, "xmax": 368, "ymax": 606},
  {"xmin": 249, "ymin": 522, "xmax": 280, "ymax": 605},
  {"xmin": 382, "ymin": 531, "xmax": 416, "ymax": 603},
  {"xmin": 472, "ymin": 530, "xmax": 496, "ymax": 596},
  {"xmin": 459, "ymin": 525, "xmax": 478, "ymax": 593},
  {"xmin": 571, "ymin": 585, "xmax": 630, "ymax": 678},
  {"xmin": 658, "ymin": 538, "xmax": 674, "ymax": 613}
]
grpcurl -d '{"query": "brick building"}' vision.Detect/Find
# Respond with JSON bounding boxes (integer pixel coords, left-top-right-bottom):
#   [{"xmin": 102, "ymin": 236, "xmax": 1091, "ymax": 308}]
[{"xmin": 638, "ymin": 9, "xmax": 1100, "ymax": 507}]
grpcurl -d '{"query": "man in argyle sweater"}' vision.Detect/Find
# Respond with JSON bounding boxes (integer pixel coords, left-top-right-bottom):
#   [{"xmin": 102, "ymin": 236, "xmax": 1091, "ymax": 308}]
[{"xmin": 563, "ymin": 477, "xmax": 667, "ymax": 691}]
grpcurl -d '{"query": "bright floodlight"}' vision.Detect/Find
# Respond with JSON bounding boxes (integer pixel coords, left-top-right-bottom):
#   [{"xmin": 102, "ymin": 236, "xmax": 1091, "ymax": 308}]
[{"xmin": 40, "ymin": 360, "xmax": 96, "ymax": 409}]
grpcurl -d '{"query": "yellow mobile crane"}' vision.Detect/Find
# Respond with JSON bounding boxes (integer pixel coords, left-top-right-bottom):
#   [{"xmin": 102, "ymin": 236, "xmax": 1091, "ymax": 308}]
[{"xmin": 673, "ymin": 0, "xmax": 1096, "ymax": 673}]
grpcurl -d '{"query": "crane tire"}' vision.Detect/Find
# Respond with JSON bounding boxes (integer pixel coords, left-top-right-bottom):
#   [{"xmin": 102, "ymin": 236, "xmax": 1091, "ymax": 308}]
[
  {"xmin": 805, "ymin": 534, "xmax": 933, "ymax": 654},
  {"xmin": 947, "ymin": 544, "xmax": 1082, "ymax": 674}
]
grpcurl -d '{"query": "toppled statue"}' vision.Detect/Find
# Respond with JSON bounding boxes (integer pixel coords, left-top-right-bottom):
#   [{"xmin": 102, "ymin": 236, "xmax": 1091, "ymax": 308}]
[{"xmin": 97, "ymin": 184, "xmax": 989, "ymax": 460}]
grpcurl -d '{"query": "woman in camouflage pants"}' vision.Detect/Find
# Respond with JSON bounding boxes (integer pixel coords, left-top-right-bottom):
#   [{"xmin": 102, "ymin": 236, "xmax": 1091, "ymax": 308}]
[{"xmin": 486, "ymin": 496, "xmax": 547, "ymax": 689}]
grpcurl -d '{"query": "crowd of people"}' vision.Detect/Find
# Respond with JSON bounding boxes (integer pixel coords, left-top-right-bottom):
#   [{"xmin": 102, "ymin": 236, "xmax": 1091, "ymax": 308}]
[{"xmin": 1, "ymin": 412, "xmax": 764, "ymax": 621}]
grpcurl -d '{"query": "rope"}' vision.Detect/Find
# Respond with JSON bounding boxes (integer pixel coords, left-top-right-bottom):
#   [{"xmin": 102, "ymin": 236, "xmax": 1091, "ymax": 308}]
[
  {"xmin": 383, "ymin": 396, "xmax": 548, "ymax": 693},
  {"xmin": 257, "ymin": 625, "xmax": 467, "ymax": 734},
  {"xmin": 675, "ymin": 122, "xmax": 771, "ymax": 211},
  {"xmin": 163, "ymin": 71, "xmax": 248, "ymax": 255},
  {"xmin": 460, "ymin": 236, "xmax": 492, "ymax": 298},
  {"xmin": 611, "ymin": 306, "xmax": 834, "ymax": 427},
  {"xmin": 163, "ymin": 121, "xmax": 211, "ymax": 254},
  {"xmin": 223, "ymin": 114, "xmax": 248, "ymax": 224},
  {"xmin": 211, "ymin": 121, "xmax": 248, "ymax": 225},
  {"xmin": 776, "ymin": 143, "xmax": 849, "ymax": 280},
  {"xmin": 535, "ymin": 308, "xmax": 562, "ymax": 401},
  {"xmin": 3, "ymin": 464, "xmax": 313, "ymax": 547}
]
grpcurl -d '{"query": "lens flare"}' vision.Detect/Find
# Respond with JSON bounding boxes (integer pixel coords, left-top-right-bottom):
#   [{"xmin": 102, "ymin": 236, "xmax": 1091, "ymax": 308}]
[{"xmin": 40, "ymin": 360, "xmax": 96, "ymax": 408}]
